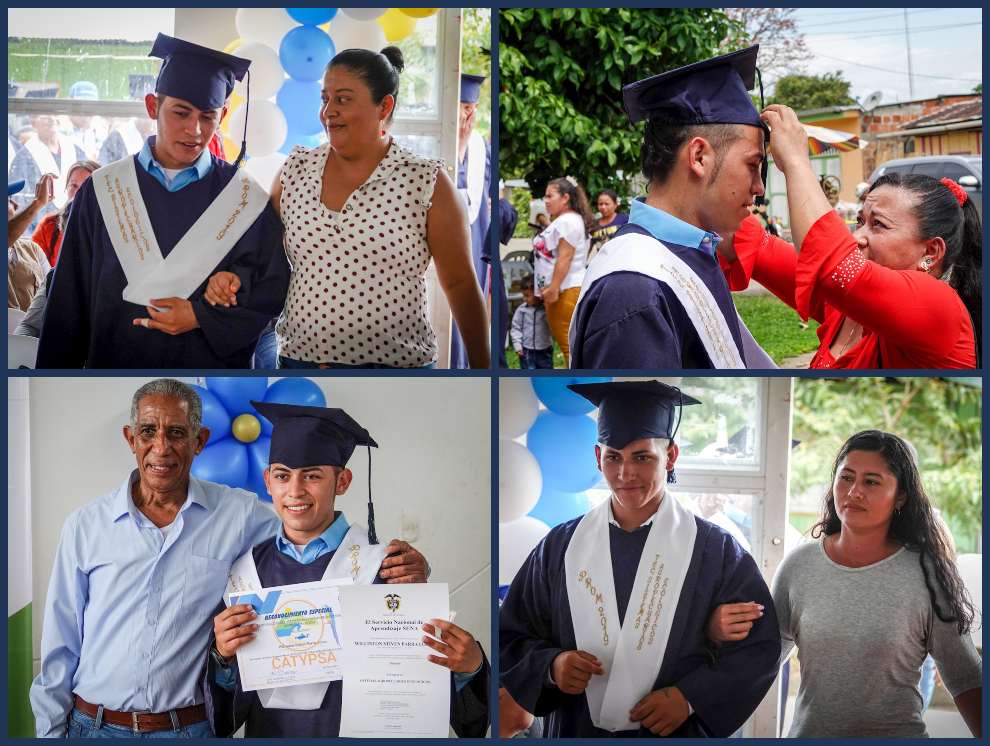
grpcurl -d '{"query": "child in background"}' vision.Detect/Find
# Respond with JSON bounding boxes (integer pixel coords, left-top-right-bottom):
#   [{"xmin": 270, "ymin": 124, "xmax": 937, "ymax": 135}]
[{"xmin": 511, "ymin": 276, "xmax": 553, "ymax": 369}]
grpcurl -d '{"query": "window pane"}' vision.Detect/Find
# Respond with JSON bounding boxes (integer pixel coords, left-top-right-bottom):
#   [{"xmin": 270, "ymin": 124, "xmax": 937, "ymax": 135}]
[
  {"xmin": 910, "ymin": 160, "xmax": 943, "ymax": 178},
  {"xmin": 676, "ymin": 377, "xmax": 763, "ymax": 471},
  {"xmin": 8, "ymin": 9, "xmax": 174, "ymax": 101},
  {"xmin": 392, "ymin": 14, "xmax": 439, "ymax": 120}
]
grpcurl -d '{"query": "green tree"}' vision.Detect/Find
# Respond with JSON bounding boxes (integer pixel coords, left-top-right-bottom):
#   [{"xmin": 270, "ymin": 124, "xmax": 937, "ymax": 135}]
[
  {"xmin": 792, "ymin": 378, "xmax": 982, "ymax": 552},
  {"xmin": 769, "ymin": 71, "xmax": 857, "ymax": 112},
  {"xmin": 462, "ymin": 8, "xmax": 491, "ymax": 133},
  {"xmin": 499, "ymin": 8, "xmax": 742, "ymax": 198}
]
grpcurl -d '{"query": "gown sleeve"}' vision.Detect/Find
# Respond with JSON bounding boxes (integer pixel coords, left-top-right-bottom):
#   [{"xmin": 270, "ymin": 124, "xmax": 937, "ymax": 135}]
[
  {"xmin": 36, "ymin": 183, "xmax": 96, "ymax": 368},
  {"xmin": 498, "ymin": 537, "xmax": 571, "ymax": 717},
  {"xmin": 450, "ymin": 648, "xmax": 491, "ymax": 737},
  {"xmin": 674, "ymin": 533, "xmax": 782, "ymax": 737},
  {"xmin": 190, "ymin": 203, "xmax": 289, "ymax": 363},
  {"xmin": 202, "ymin": 601, "xmax": 253, "ymax": 738}
]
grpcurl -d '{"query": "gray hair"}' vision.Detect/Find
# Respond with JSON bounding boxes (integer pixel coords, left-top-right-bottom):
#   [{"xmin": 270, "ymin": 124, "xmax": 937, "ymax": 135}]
[{"xmin": 130, "ymin": 378, "xmax": 202, "ymax": 433}]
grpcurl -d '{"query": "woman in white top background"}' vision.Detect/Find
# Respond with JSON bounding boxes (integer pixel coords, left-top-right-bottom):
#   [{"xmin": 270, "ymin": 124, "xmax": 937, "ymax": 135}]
[
  {"xmin": 207, "ymin": 46, "xmax": 489, "ymax": 369},
  {"xmin": 532, "ymin": 176, "xmax": 592, "ymax": 366}
]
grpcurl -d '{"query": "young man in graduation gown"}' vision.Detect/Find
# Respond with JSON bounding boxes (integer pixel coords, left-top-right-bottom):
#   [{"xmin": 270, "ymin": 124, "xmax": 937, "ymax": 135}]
[
  {"xmin": 568, "ymin": 46, "xmax": 774, "ymax": 370},
  {"xmin": 204, "ymin": 402, "xmax": 490, "ymax": 737},
  {"xmin": 37, "ymin": 34, "xmax": 289, "ymax": 369},
  {"xmin": 450, "ymin": 73, "xmax": 492, "ymax": 369},
  {"xmin": 499, "ymin": 381, "xmax": 780, "ymax": 738}
]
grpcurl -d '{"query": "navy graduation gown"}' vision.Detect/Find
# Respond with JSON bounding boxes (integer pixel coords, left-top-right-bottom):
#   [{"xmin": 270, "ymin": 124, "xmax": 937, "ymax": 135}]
[
  {"xmin": 569, "ymin": 224, "xmax": 745, "ymax": 370},
  {"xmin": 37, "ymin": 155, "xmax": 290, "ymax": 369},
  {"xmin": 499, "ymin": 514, "xmax": 780, "ymax": 738},
  {"xmin": 450, "ymin": 138, "xmax": 492, "ymax": 369},
  {"xmin": 204, "ymin": 538, "xmax": 490, "ymax": 738}
]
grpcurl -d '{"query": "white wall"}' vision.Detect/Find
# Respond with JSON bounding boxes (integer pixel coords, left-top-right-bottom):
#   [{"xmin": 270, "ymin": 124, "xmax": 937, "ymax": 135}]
[{"xmin": 26, "ymin": 376, "xmax": 491, "ymax": 675}]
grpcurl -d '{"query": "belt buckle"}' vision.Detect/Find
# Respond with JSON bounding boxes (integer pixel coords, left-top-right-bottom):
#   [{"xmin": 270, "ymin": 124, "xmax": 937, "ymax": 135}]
[{"xmin": 131, "ymin": 710, "xmax": 151, "ymax": 734}]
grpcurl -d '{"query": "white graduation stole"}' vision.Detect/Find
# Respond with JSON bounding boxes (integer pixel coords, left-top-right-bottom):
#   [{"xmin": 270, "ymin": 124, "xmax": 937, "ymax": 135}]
[
  {"xmin": 571, "ymin": 232, "xmax": 755, "ymax": 369},
  {"xmin": 224, "ymin": 523, "xmax": 388, "ymax": 711},
  {"xmin": 458, "ymin": 130, "xmax": 487, "ymax": 224},
  {"xmin": 564, "ymin": 495, "xmax": 697, "ymax": 732},
  {"xmin": 23, "ymin": 133, "xmax": 78, "ymax": 208},
  {"xmin": 91, "ymin": 157, "xmax": 268, "ymax": 307}
]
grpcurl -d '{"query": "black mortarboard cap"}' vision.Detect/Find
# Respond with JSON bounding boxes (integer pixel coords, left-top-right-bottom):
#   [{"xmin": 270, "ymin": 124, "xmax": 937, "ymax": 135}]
[
  {"xmin": 622, "ymin": 45, "xmax": 763, "ymax": 128},
  {"xmin": 253, "ymin": 401, "xmax": 380, "ymax": 543},
  {"xmin": 567, "ymin": 380, "xmax": 701, "ymax": 450},
  {"xmin": 150, "ymin": 33, "xmax": 251, "ymax": 112},
  {"xmin": 460, "ymin": 73, "xmax": 486, "ymax": 104}
]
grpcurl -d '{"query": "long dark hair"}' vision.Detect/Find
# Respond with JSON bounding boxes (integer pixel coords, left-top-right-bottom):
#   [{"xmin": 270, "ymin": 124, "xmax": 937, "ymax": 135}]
[
  {"xmin": 547, "ymin": 177, "xmax": 594, "ymax": 235},
  {"xmin": 866, "ymin": 173, "xmax": 982, "ymax": 360},
  {"xmin": 811, "ymin": 430, "xmax": 975, "ymax": 634}
]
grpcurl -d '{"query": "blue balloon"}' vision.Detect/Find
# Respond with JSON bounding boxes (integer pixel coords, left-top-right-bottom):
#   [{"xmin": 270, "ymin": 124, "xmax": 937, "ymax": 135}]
[
  {"xmin": 276, "ymin": 79, "xmax": 324, "ymax": 136},
  {"xmin": 528, "ymin": 488, "xmax": 590, "ymax": 527},
  {"xmin": 205, "ymin": 377, "xmax": 269, "ymax": 420},
  {"xmin": 527, "ymin": 411, "xmax": 601, "ymax": 492},
  {"xmin": 280, "ymin": 26, "xmax": 336, "ymax": 83},
  {"xmin": 279, "ymin": 130, "xmax": 322, "ymax": 154},
  {"xmin": 191, "ymin": 437, "xmax": 249, "ymax": 488},
  {"xmin": 191, "ymin": 384, "xmax": 231, "ymax": 444},
  {"xmin": 258, "ymin": 378, "xmax": 327, "ymax": 434},
  {"xmin": 246, "ymin": 437, "xmax": 273, "ymax": 501},
  {"xmin": 287, "ymin": 7, "xmax": 337, "ymax": 25},
  {"xmin": 532, "ymin": 377, "xmax": 612, "ymax": 416}
]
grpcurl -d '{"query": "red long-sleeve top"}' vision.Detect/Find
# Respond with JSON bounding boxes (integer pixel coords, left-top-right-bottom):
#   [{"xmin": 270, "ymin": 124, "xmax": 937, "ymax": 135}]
[{"xmin": 720, "ymin": 212, "xmax": 976, "ymax": 369}]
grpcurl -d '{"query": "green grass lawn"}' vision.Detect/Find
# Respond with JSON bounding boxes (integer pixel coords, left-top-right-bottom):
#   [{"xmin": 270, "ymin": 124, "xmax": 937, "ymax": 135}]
[
  {"xmin": 735, "ymin": 294, "xmax": 821, "ymax": 365},
  {"xmin": 503, "ymin": 295, "xmax": 819, "ymax": 368}
]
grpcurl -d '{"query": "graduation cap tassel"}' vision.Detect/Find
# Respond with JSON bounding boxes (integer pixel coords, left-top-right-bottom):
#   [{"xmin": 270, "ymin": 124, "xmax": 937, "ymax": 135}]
[
  {"xmin": 233, "ymin": 70, "xmax": 250, "ymax": 168},
  {"xmin": 755, "ymin": 66, "xmax": 769, "ymax": 206},
  {"xmin": 366, "ymin": 445, "xmax": 378, "ymax": 545},
  {"xmin": 668, "ymin": 388, "xmax": 683, "ymax": 484}
]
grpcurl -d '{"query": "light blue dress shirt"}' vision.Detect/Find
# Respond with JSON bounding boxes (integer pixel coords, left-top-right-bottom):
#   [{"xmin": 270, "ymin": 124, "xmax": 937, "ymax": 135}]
[
  {"xmin": 274, "ymin": 511, "xmax": 351, "ymax": 564},
  {"xmin": 29, "ymin": 472, "xmax": 280, "ymax": 737},
  {"xmin": 628, "ymin": 198, "xmax": 722, "ymax": 256},
  {"xmin": 137, "ymin": 135, "xmax": 213, "ymax": 192}
]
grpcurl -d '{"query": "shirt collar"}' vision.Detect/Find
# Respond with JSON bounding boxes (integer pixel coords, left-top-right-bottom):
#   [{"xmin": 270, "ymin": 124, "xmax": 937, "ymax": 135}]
[
  {"xmin": 112, "ymin": 470, "xmax": 206, "ymax": 523},
  {"xmin": 137, "ymin": 135, "xmax": 213, "ymax": 187},
  {"xmin": 275, "ymin": 511, "xmax": 351, "ymax": 558},
  {"xmin": 312, "ymin": 138, "xmax": 408, "ymax": 185},
  {"xmin": 628, "ymin": 198, "xmax": 722, "ymax": 256},
  {"xmin": 607, "ymin": 497, "xmax": 660, "ymax": 529}
]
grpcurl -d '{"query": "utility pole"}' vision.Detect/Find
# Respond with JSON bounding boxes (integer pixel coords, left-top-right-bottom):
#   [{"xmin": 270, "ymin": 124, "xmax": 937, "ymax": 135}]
[{"xmin": 904, "ymin": 9, "xmax": 915, "ymax": 99}]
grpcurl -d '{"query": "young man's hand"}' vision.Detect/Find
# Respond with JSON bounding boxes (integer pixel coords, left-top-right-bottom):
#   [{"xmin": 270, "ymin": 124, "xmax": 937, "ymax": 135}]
[
  {"xmin": 213, "ymin": 604, "xmax": 258, "ymax": 659},
  {"xmin": 550, "ymin": 650, "xmax": 604, "ymax": 694},
  {"xmin": 629, "ymin": 686, "xmax": 690, "ymax": 736}
]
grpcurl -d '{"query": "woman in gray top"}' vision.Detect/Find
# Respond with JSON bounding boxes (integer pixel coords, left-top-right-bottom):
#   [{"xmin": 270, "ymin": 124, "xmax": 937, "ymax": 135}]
[{"xmin": 708, "ymin": 430, "xmax": 981, "ymax": 737}]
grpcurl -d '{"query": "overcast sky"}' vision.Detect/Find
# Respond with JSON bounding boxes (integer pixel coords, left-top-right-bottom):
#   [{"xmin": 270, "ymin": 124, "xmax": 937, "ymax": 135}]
[{"xmin": 792, "ymin": 7, "xmax": 982, "ymax": 105}]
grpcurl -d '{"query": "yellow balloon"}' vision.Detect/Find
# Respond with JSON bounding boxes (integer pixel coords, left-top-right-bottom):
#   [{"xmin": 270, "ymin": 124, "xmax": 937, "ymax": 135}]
[
  {"xmin": 399, "ymin": 8, "xmax": 437, "ymax": 18},
  {"xmin": 223, "ymin": 37, "xmax": 244, "ymax": 55},
  {"xmin": 222, "ymin": 136, "xmax": 241, "ymax": 162},
  {"xmin": 221, "ymin": 91, "xmax": 245, "ymax": 135},
  {"xmin": 232, "ymin": 413, "xmax": 262, "ymax": 444},
  {"xmin": 319, "ymin": 21, "xmax": 331, "ymax": 32},
  {"xmin": 378, "ymin": 8, "xmax": 417, "ymax": 42}
]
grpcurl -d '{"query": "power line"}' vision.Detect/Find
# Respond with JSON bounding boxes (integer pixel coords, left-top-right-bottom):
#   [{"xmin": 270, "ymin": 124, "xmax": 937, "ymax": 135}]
[
  {"xmin": 807, "ymin": 20, "xmax": 981, "ymax": 37},
  {"xmin": 812, "ymin": 52, "xmax": 982, "ymax": 83},
  {"xmin": 798, "ymin": 7, "xmax": 944, "ymax": 29}
]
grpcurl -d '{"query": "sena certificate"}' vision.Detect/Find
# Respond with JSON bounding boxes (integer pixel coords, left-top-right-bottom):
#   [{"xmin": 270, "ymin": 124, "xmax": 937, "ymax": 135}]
[
  {"xmin": 227, "ymin": 578, "xmax": 352, "ymax": 692},
  {"xmin": 338, "ymin": 584, "xmax": 451, "ymax": 738}
]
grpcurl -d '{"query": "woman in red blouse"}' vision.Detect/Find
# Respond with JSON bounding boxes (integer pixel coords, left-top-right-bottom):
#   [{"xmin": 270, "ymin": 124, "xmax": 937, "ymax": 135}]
[{"xmin": 719, "ymin": 105, "xmax": 980, "ymax": 369}]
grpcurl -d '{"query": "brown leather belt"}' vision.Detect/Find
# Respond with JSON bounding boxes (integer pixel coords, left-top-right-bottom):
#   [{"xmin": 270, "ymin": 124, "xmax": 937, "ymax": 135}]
[{"xmin": 73, "ymin": 695, "xmax": 207, "ymax": 733}]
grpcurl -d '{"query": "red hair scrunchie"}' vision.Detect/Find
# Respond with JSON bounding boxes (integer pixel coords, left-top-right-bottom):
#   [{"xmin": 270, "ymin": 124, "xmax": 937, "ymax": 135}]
[{"xmin": 940, "ymin": 177, "xmax": 969, "ymax": 206}]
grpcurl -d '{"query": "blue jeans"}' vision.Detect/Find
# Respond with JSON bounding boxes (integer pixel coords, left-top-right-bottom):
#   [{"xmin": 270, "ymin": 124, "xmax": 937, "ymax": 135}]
[
  {"xmin": 251, "ymin": 324, "xmax": 278, "ymax": 370},
  {"xmin": 278, "ymin": 356, "xmax": 437, "ymax": 370},
  {"xmin": 919, "ymin": 654, "xmax": 936, "ymax": 712},
  {"xmin": 66, "ymin": 708, "xmax": 212, "ymax": 738},
  {"xmin": 520, "ymin": 347, "xmax": 553, "ymax": 369}
]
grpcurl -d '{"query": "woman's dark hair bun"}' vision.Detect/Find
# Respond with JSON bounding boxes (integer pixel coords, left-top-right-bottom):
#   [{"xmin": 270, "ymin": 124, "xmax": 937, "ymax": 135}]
[{"xmin": 380, "ymin": 46, "xmax": 405, "ymax": 74}]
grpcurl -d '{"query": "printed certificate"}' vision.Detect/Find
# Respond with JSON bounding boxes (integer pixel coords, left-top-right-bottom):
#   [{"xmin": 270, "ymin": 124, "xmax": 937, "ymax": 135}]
[
  {"xmin": 227, "ymin": 578, "xmax": 352, "ymax": 692},
  {"xmin": 338, "ymin": 584, "xmax": 451, "ymax": 738}
]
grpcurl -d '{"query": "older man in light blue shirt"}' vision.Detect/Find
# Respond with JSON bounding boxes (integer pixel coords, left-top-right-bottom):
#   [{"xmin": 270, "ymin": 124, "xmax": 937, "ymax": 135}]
[{"xmin": 30, "ymin": 379, "xmax": 427, "ymax": 737}]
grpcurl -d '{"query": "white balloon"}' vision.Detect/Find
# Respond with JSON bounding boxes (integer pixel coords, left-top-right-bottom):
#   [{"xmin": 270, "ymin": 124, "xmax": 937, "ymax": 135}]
[
  {"xmin": 500, "ymin": 378, "xmax": 539, "ymax": 439},
  {"xmin": 235, "ymin": 8, "xmax": 298, "ymax": 51},
  {"xmin": 499, "ymin": 516, "xmax": 550, "ymax": 586},
  {"xmin": 328, "ymin": 12, "xmax": 387, "ymax": 53},
  {"xmin": 228, "ymin": 100, "xmax": 287, "ymax": 159},
  {"xmin": 242, "ymin": 152, "xmax": 287, "ymax": 192},
  {"xmin": 499, "ymin": 439, "xmax": 542, "ymax": 524},
  {"xmin": 340, "ymin": 8, "xmax": 386, "ymax": 21},
  {"xmin": 232, "ymin": 43, "xmax": 285, "ymax": 101}
]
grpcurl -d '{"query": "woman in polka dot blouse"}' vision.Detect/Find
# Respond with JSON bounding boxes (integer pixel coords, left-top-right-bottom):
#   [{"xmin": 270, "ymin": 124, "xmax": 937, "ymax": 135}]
[
  {"xmin": 718, "ymin": 105, "xmax": 979, "ymax": 369},
  {"xmin": 206, "ymin": 47, "xmax": 490, "ymax": 369}
]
